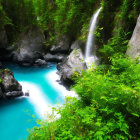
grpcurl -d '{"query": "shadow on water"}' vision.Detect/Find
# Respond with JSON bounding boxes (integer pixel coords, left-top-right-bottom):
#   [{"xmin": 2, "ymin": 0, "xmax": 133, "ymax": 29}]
[
  {"xmin": 0, "ymin": 97, "xmax": 27, "ymax": 109},
  {"xmin": 2, "ymin": 61, "xmax": 57, "ymax": 70}
]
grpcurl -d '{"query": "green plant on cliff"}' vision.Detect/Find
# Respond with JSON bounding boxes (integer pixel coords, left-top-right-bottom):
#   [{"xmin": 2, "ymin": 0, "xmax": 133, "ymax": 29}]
[
  {"xmin": 33, "ymin": 0, "xmax": 98, "ymax": 45},
  {"xmin": 0, "ymin": 0, "xmax": 36, "ymax": 42},
  {"xmin": 28, "ymin": 55, "xmax": 140, "ymax": 140},
  {"xmin": 99, "ymin": 28, "xmax": 130, "ymax": 64}
]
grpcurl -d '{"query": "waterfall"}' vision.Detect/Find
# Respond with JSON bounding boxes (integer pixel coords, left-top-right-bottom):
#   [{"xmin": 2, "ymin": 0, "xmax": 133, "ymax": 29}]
[{"xmin": 85, "ymin": 7, "xmax": 102, "ymax": 66}]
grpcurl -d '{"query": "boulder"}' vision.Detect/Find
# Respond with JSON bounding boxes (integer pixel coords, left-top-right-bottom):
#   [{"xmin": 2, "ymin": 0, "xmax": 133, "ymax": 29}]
[
  {"xmin": 126, "ymin": 15, "xmax": 140, "ymax": 63},
  {"xmin": 0, "ymin": 69, "xmax": 23, "ymax": 99},
  {"xmin": 1, "ymin": 69, "xmax": 22, "ymax": 92},
  {"xmin": 44, "ymin": 53, "xmax": 67, "ymax": 62},
  {"xmin": 11, "ymin": 27, "xmax": 45, "ymax": 65},
  {"xmin": 50, "ymin": 36, "xmax": 70, "ymax": 53},
  {"xmin": 34, "ymin": 59, "xmax": 47, "ymax": 66},
  {"xmin": 25, "ymin": 92, "xmax": 30, "ymax": 97},
  {"xmin": 57, "ymin": 49, "xmax": 86, "ymax": 86}
]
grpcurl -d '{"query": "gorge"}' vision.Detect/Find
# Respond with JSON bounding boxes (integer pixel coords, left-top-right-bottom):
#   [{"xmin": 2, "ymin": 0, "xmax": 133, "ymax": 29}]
[{"xmin": 0, "ymin": 0, "xmax": 140, "ymax": 140}]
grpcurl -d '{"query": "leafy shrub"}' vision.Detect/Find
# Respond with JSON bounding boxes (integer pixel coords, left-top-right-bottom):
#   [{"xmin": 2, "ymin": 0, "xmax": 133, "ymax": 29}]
[
  {"xmin": 28, "ymin": 56, "xmax": 140, "ymax": 139},
  {"xmin": 99, "ymin": 28, "xmax": 130, "ymax": 64}
]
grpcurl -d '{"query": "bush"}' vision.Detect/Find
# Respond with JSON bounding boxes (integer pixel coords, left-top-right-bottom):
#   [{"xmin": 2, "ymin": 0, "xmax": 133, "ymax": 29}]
[{"xmin": 28, "ymin": 56, "xmax": 140, "ymax": 139}]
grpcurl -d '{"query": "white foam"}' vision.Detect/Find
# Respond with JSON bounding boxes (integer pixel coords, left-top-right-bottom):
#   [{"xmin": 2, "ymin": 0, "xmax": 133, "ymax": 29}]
[
  {"xmin": 85, "ymin": 56, "xmax": 99, "ymax": 68},
  {"xmin": 19, "ymin": 70, "xmax": 78, "ymax": 120},
  {"xmin": 46, "ymin": 70, "xmax": 78, "ymax": 99},
  {"xmin": 20, "ymin": 81, "xmax": 52, "ymax": 119}
]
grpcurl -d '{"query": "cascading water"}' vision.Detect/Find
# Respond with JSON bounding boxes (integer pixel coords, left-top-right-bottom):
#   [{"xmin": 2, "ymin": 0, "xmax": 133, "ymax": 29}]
[
  {"xmin": 85, "ymin": 7, "xmax": 102, "ymax": 66},
  {"xmin": 0, "ymin": 63, "xmax": 77, "ymax": 140}
]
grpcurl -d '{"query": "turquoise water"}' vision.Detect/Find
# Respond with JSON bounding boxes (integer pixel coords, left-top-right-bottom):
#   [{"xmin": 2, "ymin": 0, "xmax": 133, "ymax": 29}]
[{"xmin": 0, "ymin": 63, "xmax": 65, "ymax": 140}]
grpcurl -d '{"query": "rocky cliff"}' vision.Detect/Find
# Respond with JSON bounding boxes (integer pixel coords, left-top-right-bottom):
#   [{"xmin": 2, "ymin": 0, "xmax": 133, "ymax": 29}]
[{"xmin": 126, "ymin": 15, "xmax": 140, "ymax": 63}]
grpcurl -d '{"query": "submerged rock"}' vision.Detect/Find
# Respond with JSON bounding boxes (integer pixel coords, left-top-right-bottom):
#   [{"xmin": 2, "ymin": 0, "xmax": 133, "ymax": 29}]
[
  {"xmin": 126, "ymin": 15, "xmax": 140, "ymax": 63},
  {"xmin": 25, "ymin": 92, "xmax": 30, "ymax": 97}
]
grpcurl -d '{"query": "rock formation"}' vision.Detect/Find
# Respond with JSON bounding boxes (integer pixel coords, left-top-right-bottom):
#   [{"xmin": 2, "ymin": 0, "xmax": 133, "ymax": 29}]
[
  {"xmin": 11, "ymin": 27, "xmax": 45, "ymax": 66},
  {"xmin": 126, "ymin": 15, "xmax": 140, "ymax": 63},
  {"xmin": 57, "ymin": 40, "xmax": 86, "ymax": 86},
  {"xmin": 0, "ymin": 69, "xmax": 23, "ymax": 99}
]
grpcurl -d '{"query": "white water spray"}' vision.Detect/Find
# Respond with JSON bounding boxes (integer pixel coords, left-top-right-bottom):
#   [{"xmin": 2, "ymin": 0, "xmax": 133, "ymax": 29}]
[
  {"xmin": 20, "ymin": 81, "xmax": 52, "ymax": 119},
  {"xmin": 85, "ymin": 7, "xmax": 102, "ymax": 66}
]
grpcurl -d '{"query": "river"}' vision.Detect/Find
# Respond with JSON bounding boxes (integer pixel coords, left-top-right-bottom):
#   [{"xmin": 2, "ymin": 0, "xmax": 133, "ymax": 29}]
[{"xmin": 0, "ymin": 63, "xmax": 74, "ymax": 140}]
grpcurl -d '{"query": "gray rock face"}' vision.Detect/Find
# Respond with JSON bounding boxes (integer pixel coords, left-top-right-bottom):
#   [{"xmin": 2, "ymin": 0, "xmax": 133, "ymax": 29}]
[
  {"xmin": 2, "ymin": 70, "xmax": 22, "ymax": 92},
  {"xmin": 126, "ymin": 15, "xmax": 140, "ymax": 63},
  {"xmin": 50, "ymin": 36, "xmax": 70, "ymax": 53},
  {"xmin": 57, "ymin": 49, "xmax": 86, "ymax": 85},
  {"xmin": 71, "ymin": 40, "xmax": 85, "ymax": 52},
  {"xmin": 12, "ymin": 27, "xmax": 45, "ymax": 65},
  {"xmin": 44, "ymin": 53, "xmax": 67, "ymax": 62},
  {"xmin": 0, "ymin": 69, "xmax": 23, "ymax": 99}
]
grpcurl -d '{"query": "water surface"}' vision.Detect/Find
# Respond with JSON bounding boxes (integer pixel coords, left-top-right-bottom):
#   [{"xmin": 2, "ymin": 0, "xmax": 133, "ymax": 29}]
[{"xmin": 0, "ymin": 63, "xmax": 67, "ymax": 140}]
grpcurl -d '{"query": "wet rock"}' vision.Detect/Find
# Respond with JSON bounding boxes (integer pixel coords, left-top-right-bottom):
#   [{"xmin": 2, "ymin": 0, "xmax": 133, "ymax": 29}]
[
  {"xmin": 25, "ymin": 92, "xmax": 29, "ymax": 97},
  {"xmin": 0, "ymin": 69, "xmax": 23, "ymax": 99},
  {"xmin": 5, "ymin": 91, "xmax": 23, "ymax": 98},
  {"xmin": 57, "ymin": 49, "xmax": 85, "ymax": 86},
  {"xmin": 126, "ymin": 15, "xmax": 140, "ymax": 63},
  {"xmin": 1, "ymin": 69, "xmax": 22, "ymax": 92},
  {"xmin": 44, "ymin": 53, "xmax": 67, "ymax": 62},
  {"xmin": 35, "ymin": 59, "xmax": 47, "ymax": 66}
]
